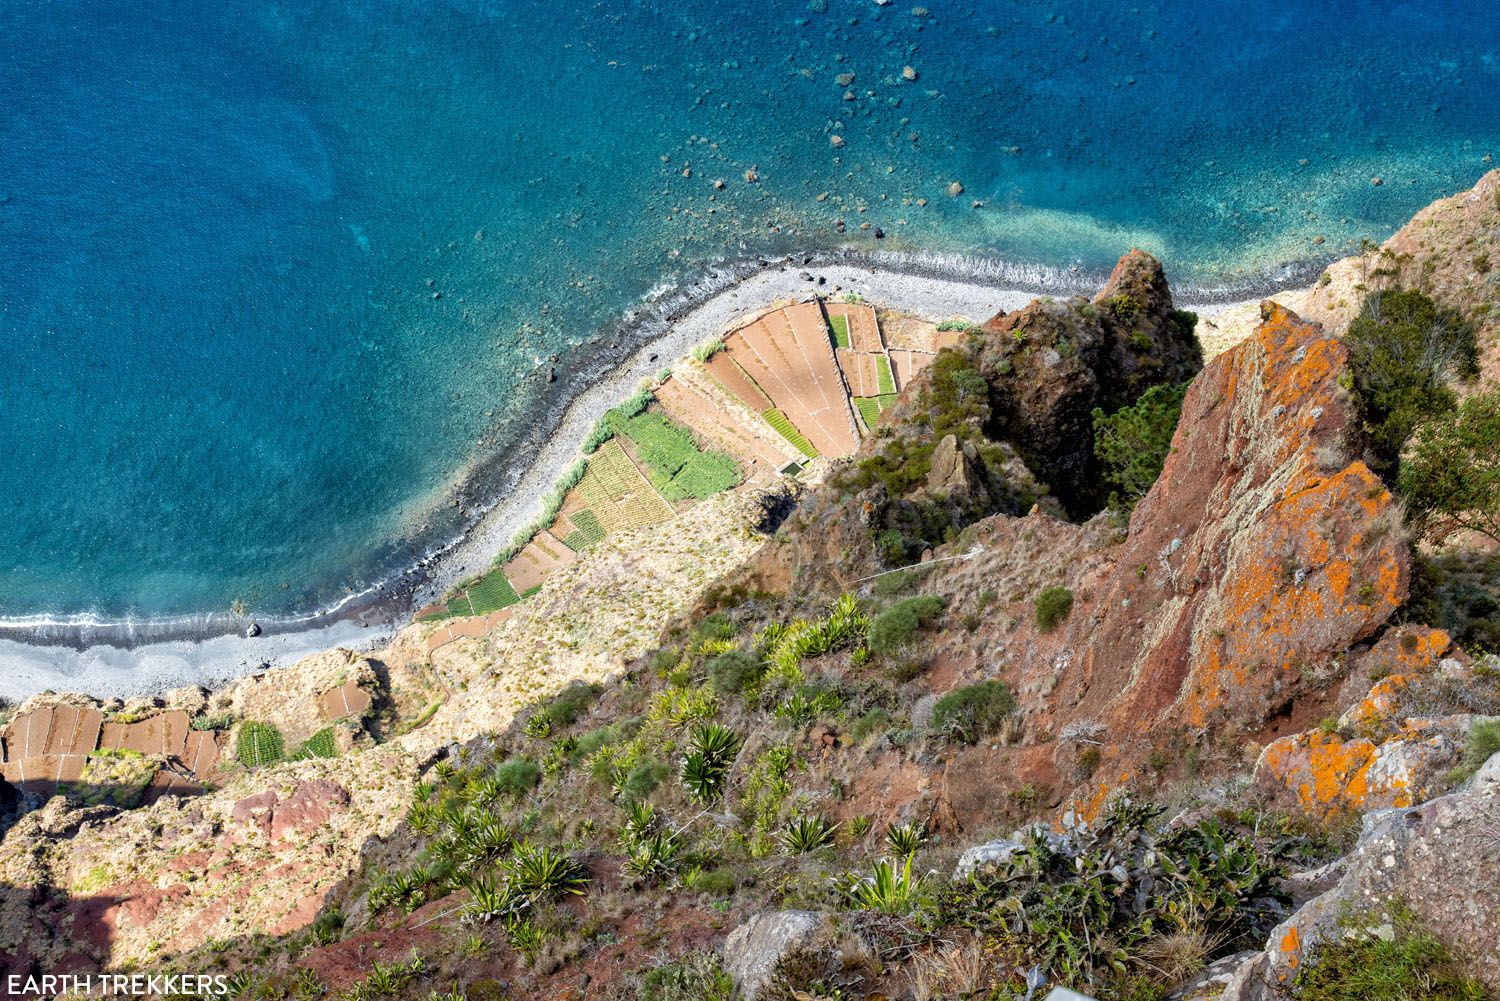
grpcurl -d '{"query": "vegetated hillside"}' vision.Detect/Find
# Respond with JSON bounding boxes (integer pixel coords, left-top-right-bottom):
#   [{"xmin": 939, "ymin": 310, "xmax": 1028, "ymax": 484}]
[{"xmin": 2, "ymin": 182, "xmax": 1500, "ymax": 1000}]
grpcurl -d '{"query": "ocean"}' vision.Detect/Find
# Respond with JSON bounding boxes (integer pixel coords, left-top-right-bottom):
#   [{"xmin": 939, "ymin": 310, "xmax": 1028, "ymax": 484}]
[{"xmin": 1, "ymin": 0, "xmax": 1496, "ymax": 632}]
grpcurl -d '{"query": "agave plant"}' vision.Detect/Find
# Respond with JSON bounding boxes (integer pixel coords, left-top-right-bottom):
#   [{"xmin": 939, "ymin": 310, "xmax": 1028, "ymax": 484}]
[
  {"xmin": 622, "ymin": 829, "xmax": 682, "ymax": 884},
  {"xmin": 779, "ymin": 815, "xmax": 839, "ymax": 854},
  {"xmin": 462, "ymin": 872, "xmax": 529, "ymax": 925},
  {"xmin": 885, "ymin": 820, "xmax": 928, "ymax": 858},
  {"xmin": 681, "ymin": 752, "xmax": 724, "ymax": 804},
  {"xmin": 459, "ymin": 816, "xmax": 515, "ymax": 870},
  {"xmin": 680, "ymin": 723, "xmax": 741, "ymax": 803},
  {"xmin": 840, "ymin": 855, "xmax": 928, "ymax": 915},
  {"xmin": 689, "ymin": 723, "xmax": 741, "ymax": 764},
  {"xmin": 621, "ymin": 799, "xmax": 658, "ymax": 844},
  {"xmin": 823, "ymin": 593, "xmax": 870, "ymax": 647},
  {"xmin": 507, "ymin": 842, "xmax": 591, "ymax": 900}
]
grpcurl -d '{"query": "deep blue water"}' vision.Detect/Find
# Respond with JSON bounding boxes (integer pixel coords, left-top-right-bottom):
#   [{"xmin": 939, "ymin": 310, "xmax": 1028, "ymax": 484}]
[{"xmin": 1, "ymin": 0, "xmax": 1496, "ymax": 624}]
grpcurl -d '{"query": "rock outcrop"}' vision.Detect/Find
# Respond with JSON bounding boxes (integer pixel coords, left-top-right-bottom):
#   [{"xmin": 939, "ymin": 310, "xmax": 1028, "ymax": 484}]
[
  {"xmin": 975, "ymin": 249, "xmax": 1203, "ymax": 514},
  {"xmin": 918, "ymin": 302, "xmax": 1410, "ymax": 820},
  {"xmin": 1219, "ymin": 753, "xmax": 1500, "ymax": 999}
]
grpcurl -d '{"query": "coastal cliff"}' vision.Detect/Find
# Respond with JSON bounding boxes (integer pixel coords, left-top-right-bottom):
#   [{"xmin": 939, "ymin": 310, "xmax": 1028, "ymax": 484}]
[{"xmin": 1, "ymin": 173, "xmax": 1499, "ymax": 1000}]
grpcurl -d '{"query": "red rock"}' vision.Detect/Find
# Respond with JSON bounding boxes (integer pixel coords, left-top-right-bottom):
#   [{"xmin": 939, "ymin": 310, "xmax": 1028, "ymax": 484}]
[
  {"xmin": 230, "ymin": 790, "xmax": 278, "ymax": 838},
  {"xmin": 269, "ymin": 780, "xmax": 350, "ymax": 841}
]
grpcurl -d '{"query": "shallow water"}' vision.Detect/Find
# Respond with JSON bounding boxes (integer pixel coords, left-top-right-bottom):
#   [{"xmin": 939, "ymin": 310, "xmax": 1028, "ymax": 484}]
[{"xmin": 1, "ymin": 0, "xmax": 1496, "ymax": 625}]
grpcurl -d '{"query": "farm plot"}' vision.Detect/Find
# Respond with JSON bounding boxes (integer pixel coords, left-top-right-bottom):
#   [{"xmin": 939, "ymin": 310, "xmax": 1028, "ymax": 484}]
[
  {"xmin": 575, "ymin": 438, "xmax": 674, "ymax": 533},
  {"xmin": 824, "ymin": 302, "xmax": 883, "ymax": 352},
  {"xmin": 727, "ymin": 305, "xmax": 858, "ymax": 457},
  {"xmin": 655, "ymin": 375, "xmax": 793, "ymax": 479},
  {"xmin": 762, "ymin": 408, "xmax": 819, "ymax": 459},
  {"xmin": 606, "ymin": 407, "xmax": 742, "ymax": 502}
]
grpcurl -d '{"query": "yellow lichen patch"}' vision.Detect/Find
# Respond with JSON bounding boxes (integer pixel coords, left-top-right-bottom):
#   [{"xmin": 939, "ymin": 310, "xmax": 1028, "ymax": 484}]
[
  {"xmin": 1260, "ymin": 731, "xmax": 1377, "ymax": 819},
  {"xmin": 1280, "ymin": 925, "xmax": 1303, "ymax": 967}
]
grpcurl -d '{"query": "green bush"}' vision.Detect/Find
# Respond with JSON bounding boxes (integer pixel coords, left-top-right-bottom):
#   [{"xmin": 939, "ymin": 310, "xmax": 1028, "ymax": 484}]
[
  {"xmin": 1092, "ymin": 380, "xmax": 1190, "ymax": 511},
  {"xmin": 850, "ymin": 708, "xmax": 892, "ymax": 742},
  {"xmin": 931, "ymin": 681, "xmax": 1016, "ymax": 744},
  {"xmin": 940, "ymin": 800, "xmax": 1290, "ymax": 992},
  {"xmin": 1399, "ymin": 389, "xmax": 1500, "ymax": 546},
  {"xmin": 1455, "ymin": 719, "xmax": 1500, "ymax": 783},
  {"xmin": 1295, "ymin": 902, "xmax": 1487, "ymax": 1001},
  {"xmin": 1035, "ymin": 586, "xmax": 1074, "ymax": 631},
  {"xmin": 1405, "ymin": 552, "xmax": 1500, "ymax": 652},
  {"xmin": 236, "ymin": 722, "xmax": 285, "ymax": 768},
  {"xmin": 620, "ymin": 759, "xmax": 670, "ymax": 801},
  {"xmin": 867, "ymin": 595, "xmax": 947, "ymax": 654},
  {"xmin": 707, "ymin": 649, "xmax": 764, "ymax": 694},
  {"xmin": 535, "ymin": 683, "xmax": 600, "ymax": 732},
  {"xmin": 638, "ymin": 951, "xmax": 736, "ymax": 1001},
  {"xmin": 1345, "ymin": 288, "xmax": 1478, "ymax": 465},
  {"xmin": 492, "ymin": 757, "xmax": 541, "ymax": 800}
]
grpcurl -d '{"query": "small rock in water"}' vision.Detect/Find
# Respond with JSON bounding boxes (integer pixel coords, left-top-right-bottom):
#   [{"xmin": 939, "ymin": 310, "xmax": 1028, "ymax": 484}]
[
  {"xmin": 245, "ymin": 622, "xmax": 262, "ymax": 638},
  {"xmin": 744, "ymin": 167, "xmax": 760, "ymax": 183},
  {"xmin": 829, "ymin": 134, "xmax": 845, "ymax": 148},
  {"xmin": 902, "ymin": 65, "xmax": 917, "ymax": 81},
  {"xmin": 681, "ymin": 167, "xmax": 692, "ymax": 177},
  {"xmin": 835, "ymin": 72, "xmax": 856, "ymax": 86},
  {"xmin": 946, "ymin": 181, "xmax": 964, "ymax": 197},
  {"xmin": 1370, "ymin": 175, "xmax": 1384, "ymax": 186},
  {"xmin": 713, "ymin": 178, "xmax": 726, "ymax": 190}
]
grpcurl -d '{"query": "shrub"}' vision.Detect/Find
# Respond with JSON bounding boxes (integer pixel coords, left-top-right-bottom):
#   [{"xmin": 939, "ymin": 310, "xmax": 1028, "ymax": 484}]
[
  {"xmin": 1093, "ymin": 380, "xmax": 1191, "ymax": 511},
  {"xmin": 1034, "ymin": 586, "xmax": 1073, "ymax": 631},
  {"xmin": 1345, "ymin": 288, "xmax": 1478, "ymax": 464},
  {"xmin": 619, "ymin": 759, "xmax": 670, "ymax": 801},
  {"xmin": 1295, "ymin": 901, "xmax": 1486, "ymax": 1001},
  {"xmin": 1399, "ymin": 389, "xmax": 1500, "ymax": 545},
  {"xmin": 867, "ymin": 594, "xmax": 946, "ymax": 654},
  {"xmin": 1454, "ymin": 719, "xmax": 1500, "ymax": 783},
  {"xmin": 706, "ymin": 649, "xmax": 763, "ymax": 694},
  {"xmin": 493, "ymin": 757, "xmax": 542, "ymax": 800},
  {"xmin": 535, "ymin": 683, "xmax": 600, "ymax": 732},
  {"xmin": 637, "ymin": 951, "xmax": 736, "ymax": 1001},
  {"xmin": 931, "ymin": 681, "xmax": 1017, "ymax": 744},
  {"xmin": 236, "ymin": 722, "xmax": 284, "ymax": 768},
  {"xmin": 1405, "ymin": 552, "xmax": 1500, "ymax": 651},
  {"xmin": 850, "ymin": 708, "xmax": 892, "ymax": 742}
]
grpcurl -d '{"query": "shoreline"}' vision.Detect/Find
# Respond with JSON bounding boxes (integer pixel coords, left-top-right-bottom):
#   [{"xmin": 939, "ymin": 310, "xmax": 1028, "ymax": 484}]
[{"xmin": 0, "ymin": 248, "xmax": 1318, "ymax": 701}]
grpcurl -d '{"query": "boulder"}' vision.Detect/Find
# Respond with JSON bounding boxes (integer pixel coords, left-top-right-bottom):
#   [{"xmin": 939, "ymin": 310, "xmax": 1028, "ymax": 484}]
[
  {"xmin": 722, "ymin": 910, "xmax": 866, "ymax": 1001},
  {"xmin": 1218, "ymin": 765, "xmax": 1500, "ymax": 998}
]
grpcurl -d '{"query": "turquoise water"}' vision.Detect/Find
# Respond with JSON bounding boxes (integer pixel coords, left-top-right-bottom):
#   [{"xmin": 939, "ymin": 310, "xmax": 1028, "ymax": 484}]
[{"xmin": 2, "ymin": 0, "xmax": 1496, "ymax": 626}]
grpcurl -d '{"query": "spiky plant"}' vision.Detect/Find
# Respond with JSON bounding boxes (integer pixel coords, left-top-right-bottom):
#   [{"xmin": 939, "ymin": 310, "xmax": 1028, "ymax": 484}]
[
  {"xmin": 621, "ymin": 800, "xmax": 657, "ymax": 844},
  {"xmin": 460, "ymin": 816, "xmax": 515, "ymax": 870},
  {"xmin": 507, "ymin": 842, "xmax": 590, "ymax": 900},
  {"xmin": 689, "ymin": 723, "xmax": 741, "ymax": 764},
  {"xmin": 462, "ymin": 872, "xmax": 528, "ymax": 925},
  {"xmin": 840, "ymin": 855, "xmax": 928, "ymax": 915},
  {"xmin": 681, "ymin": 752, "xmax": 724, "ymax": 804},
  {"xmin": 885, "ymin": 821, "xmax": 928, "ymax": 858},
  {"xmin": 622, "ymin": 829, "xmax": 682, "ymax": 884},
  {"xmin": 779, "ymin": 815, "xmax": 839, "ymax": 854}
]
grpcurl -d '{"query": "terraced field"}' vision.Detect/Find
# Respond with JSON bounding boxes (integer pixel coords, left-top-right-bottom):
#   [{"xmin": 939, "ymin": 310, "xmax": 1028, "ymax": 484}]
[{"xmin": 426, "ymin": 298, "xmax": 948, "ymax": 649}]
